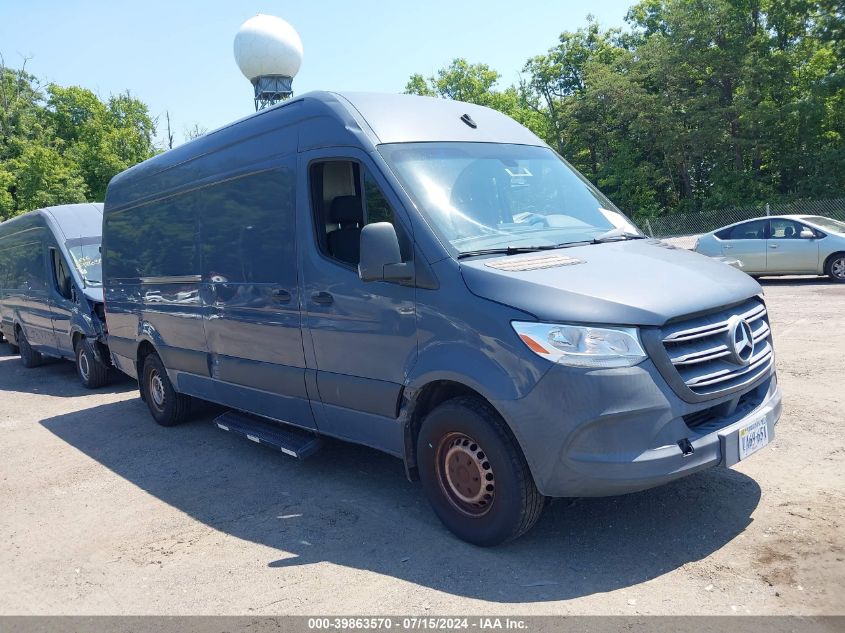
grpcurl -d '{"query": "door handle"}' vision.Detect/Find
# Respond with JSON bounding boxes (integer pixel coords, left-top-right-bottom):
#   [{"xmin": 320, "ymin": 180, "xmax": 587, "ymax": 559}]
[
  {"xmin": 723, "ymin": 245, "xmax": 733, "ymax": 250},
  {"xmin": 270, "ymin": 288, "xmax": 292, "ymax": 303},
  {"xmin": 311, "ymin": 291, "xmax": 334, "ymax": 305},
  {"xmin": 769, "ymin": 244, "xmax": 778, "ymax": 249}
]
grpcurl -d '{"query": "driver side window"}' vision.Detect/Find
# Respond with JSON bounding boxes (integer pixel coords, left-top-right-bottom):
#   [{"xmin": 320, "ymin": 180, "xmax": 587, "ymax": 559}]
[
  {"xmin": 50, "ymin": 248, "xmax": 72, "ymax": 300},
  {"xmin": 309, "ymin": 160, "xmax": 411, "ymax": 267},
  {"xmin": 770, "ymin": 219, "xmax": 805, "ymax": 240}
]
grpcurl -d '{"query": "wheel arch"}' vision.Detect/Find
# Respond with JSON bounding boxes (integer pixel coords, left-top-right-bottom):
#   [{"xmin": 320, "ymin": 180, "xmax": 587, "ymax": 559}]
[
  {"xmin": 400, "ymin": 377, "xmax": 527, "ymax": 482},
  {"xmin": 135, "ymin": 338, "xmax": 160, "ymax": 401},
  {"xmin": 823, "ymin": 250, "xmax": 845, "ymax": 277}
]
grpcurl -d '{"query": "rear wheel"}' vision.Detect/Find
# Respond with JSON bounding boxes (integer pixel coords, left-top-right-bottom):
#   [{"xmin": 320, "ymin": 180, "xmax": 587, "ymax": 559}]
[
  {"xmin": 826, "ymin": 253, "xmax": 845, "ymax": 283},
  {"xmin": 140, "ymin": 352, "xmax": 192, "ymax": 426},
  {"xmin": 417, "ymin": 396, "xmax": 544, "ymax": 546},
  {"xmin": 75, "ymin": 338, "xmax": 110, "ymax": 389},
  {"xmin": 17, "ymin": 327, "xmax": 42, "ymax": 368}
]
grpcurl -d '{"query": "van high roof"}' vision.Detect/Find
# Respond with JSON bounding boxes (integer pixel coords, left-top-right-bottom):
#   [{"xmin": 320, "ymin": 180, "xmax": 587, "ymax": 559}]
[{"xmin": 105, "ymin": 92, "xmax": 545, "ymax": 211}]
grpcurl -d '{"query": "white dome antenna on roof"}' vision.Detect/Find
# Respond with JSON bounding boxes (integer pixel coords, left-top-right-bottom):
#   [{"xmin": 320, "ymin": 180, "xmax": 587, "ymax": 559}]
[{"xmin": 234, "ymin": 14, "xmax": 303, "ymax": 111}]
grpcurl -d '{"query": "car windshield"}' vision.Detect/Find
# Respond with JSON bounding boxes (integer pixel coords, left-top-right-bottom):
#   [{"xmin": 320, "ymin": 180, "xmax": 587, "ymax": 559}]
[
  {"xmin": 66, "ymin": 237, "xmax": 102, "ymax": 286},
  {"xmin": 803, "ymin": 216, "xmax": 845, "ymax": 234},
  {"xmin": 378, "ymin": 142, "xmax": 641, "ymax": 255}
]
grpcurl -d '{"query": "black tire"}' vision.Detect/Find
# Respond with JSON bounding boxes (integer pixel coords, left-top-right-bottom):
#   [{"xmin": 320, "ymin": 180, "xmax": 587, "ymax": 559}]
[
  {"xmin": 75, "ymin": 338, "xmax": 110, "ymax": 389},
  {"xmin": 825, "ymin": 253, "xmax": 845, "ymax": 283},
  {"xmin": 417, "ymin": 395, "xmax": 544, "ymax": 546},
  {"xmin": 140, "ymin": 352, "xmax": 192, "ymax": 426},
  {"xmin": 17, "ymin": 327, "xmax": 42, "ymax": 368}
]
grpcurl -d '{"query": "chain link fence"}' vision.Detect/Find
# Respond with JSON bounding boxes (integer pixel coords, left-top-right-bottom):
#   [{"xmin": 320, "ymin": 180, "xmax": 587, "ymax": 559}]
[{"xmin": 641, "ymin": 197, "xmax": 845, "ymax": 249}]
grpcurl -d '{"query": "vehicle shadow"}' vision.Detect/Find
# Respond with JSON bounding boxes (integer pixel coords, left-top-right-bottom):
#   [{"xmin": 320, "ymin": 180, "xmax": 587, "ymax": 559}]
[
  {"xmin": 758, "ymin": 276, "xmax": 837, "ymax": 287},
  {"xmin": 40, "ymin": 399, "xmax": 762, "ymax": 602},
  {"xmin": 0, "ymin": 348, "xmax": 135, "ymax": 397}
]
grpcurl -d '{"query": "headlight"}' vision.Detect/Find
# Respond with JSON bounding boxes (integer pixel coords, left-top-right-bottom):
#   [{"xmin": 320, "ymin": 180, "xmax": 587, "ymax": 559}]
[{"xmin": 511, "ymin": 322, "xmax": 647, "ymax": 368}]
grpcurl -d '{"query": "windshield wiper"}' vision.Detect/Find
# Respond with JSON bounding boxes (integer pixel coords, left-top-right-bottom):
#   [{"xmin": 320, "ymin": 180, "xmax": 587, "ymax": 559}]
[
  {"xmin": 590, "ymin": 227, "xmax": 648, "ymax": 244},
  {"xmin": 457, "ymin": 245, "xmax": 559, "ymax": 259}
]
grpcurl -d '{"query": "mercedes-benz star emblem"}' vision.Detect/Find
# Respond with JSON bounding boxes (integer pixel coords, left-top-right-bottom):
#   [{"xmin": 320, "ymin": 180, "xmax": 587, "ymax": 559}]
[{"xmin": 727, "ymin": 315, "xmax": 755, "ymax": 366}]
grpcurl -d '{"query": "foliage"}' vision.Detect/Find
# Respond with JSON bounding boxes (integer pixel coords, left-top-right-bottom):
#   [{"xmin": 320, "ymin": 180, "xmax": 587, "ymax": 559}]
[
  {"xmin": 406, "ymin": 2, "xmax": 845, "ymax": 219},
  {"xmin": 0, "ymin": 61, "xmax": 156, "ymax": 219}
]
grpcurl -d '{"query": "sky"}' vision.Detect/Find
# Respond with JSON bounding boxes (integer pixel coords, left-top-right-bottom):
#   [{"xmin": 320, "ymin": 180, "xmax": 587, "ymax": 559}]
[{"xmin": 0, "ymin": 0, "xmax": 632, "ymax": 145}]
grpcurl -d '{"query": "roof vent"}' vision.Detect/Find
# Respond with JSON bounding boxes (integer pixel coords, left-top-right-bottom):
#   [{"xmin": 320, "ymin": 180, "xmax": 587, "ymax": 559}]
[{"xmin": 460, "ymin": 113, "xmax": 477, "ymax": 129}]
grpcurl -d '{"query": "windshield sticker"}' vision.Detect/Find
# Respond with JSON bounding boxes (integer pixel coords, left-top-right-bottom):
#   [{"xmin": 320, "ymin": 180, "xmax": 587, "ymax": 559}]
[{"xmin": 485, "ymin": 254, "xmax": 584, "ymax": 271}]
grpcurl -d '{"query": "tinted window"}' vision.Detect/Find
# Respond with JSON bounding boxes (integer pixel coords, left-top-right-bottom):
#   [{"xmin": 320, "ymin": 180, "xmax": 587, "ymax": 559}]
[
  {"xmin": 200, "ymin": 167, "xmax": 296, "ymax": 284},
  {"xmin": 0, "ymin": 238, "xmax": 45, "ymax": 290},
  {"xmin": 105, "ymin": 194, "xmax": 198, "ymax": 279},
  {"xmin": 51, "ymin": 249, "xmax": 73, "ymax": 299},
  {"xmin": 718, "ymin": 220, "xmax": 768, "ymax": 240}
]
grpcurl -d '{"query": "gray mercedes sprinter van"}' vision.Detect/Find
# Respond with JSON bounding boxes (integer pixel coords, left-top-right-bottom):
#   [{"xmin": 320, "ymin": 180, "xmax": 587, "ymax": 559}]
[
  {"xmin": 102, "ymin": 92, "xmax": 782, "ymax": 545},
  {"xmin": 0, "ymin": 203, "xmax": 112, "ymax": 387}
]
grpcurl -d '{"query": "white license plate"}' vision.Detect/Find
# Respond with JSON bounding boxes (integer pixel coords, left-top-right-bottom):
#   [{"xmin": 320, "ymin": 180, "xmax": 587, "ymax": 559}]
[{"xmin": 739, "ymin": 417, "xmax": 769, "ymax": 460}]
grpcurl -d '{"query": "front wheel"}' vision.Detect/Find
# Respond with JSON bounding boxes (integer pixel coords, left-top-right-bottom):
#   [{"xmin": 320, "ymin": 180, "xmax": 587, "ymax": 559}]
[
  {"xmin": 75, "ymin": 338, "xmax": 110, "ymax": 389},
  {"xmin": 827, "ymin": 253, "xmax": 845, "ymax": 283},
  {"xmin": 417, "ymin": 396, "xmax": 544, "ymax": 546},
  {"xmin": 17, "ymin": 328, "xmax": 42, "ymax": 368},
  {"xmin": 141, "ymin": 352, "xmax": 192, "ymax": 426}
]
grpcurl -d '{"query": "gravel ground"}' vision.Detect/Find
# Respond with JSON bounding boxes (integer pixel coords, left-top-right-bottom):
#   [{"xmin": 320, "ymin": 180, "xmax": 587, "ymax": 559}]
[{"xmin": 1, "ymin": 277, "xmax": 842, "ymax": 615}]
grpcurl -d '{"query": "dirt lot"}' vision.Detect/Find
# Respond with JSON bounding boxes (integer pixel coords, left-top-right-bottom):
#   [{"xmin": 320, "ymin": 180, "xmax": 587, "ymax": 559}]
[{"xmin": 0, "ymin": 278, "xmax": 843, "ymax": 615}]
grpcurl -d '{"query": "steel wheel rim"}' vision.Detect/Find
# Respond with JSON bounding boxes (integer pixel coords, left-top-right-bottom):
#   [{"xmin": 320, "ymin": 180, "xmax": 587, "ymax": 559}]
[
  {"xmin": 78, "ymin": 350, "xmax": 90, "ymax": 381},
  {"xmin": 435, "ymin": 432, "xmax": 495, "ymax": 517},
  {"xmin": 150, "ymin": 370, "xmax": 166, "ymax": 409},
  {"xmin": 832, "ymin": 257, "xmax": 845, "ymax": 280}
]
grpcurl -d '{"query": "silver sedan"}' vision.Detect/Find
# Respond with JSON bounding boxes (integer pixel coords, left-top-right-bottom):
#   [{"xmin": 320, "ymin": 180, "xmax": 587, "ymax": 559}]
[{"xmin": 694, "ymin": 215, "xmax": 845, "ymax": 282}]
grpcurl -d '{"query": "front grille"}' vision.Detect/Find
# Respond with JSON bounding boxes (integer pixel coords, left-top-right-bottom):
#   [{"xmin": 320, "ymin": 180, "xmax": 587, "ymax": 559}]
[{"xmin": 661, "ymin": 298, "xmax": 773, "ymax": 398}]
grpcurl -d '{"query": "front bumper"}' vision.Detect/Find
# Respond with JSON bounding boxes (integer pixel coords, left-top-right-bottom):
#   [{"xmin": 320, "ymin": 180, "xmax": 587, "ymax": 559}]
[{"xmin": 494, "ymin": 360, "xmax": 781, "ymax": 498}]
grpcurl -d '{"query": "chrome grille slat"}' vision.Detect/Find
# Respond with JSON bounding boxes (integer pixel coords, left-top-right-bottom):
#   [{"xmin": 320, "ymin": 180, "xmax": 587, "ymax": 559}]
[
  {"xmin": 684, "ymin": 348, "xmax": 772, "ymax": 387},
  {"xmin": 663, "ymin": 302, "xmax": 767, "ymax": 343},
  {"xmin": 670, "ymin": 344, "xmax": 731, "ymax": 366},
  {"xmin": 660, "ymin": 298, "xmax": 774, "ymax": 397}
]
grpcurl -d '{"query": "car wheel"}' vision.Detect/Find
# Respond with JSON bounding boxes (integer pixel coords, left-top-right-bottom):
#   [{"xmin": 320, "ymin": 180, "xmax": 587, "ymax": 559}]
[
  {"xmin": 417, "ymin": 396, "xmax": 544, "ymax": 546},
  {"xmin": 75, "ymin": 338, "xmax": 110, "ymax": 389},
  {"xmin": 140, "ymin": 352, "xmax": 192, "ymax": 426},
  {"xmin": 17, "ymin": 327, "xmax": 42, "ymax": 368},
  {"xmin": 826, "ymin": 253, "xmax": 845, "ymax": 283}
]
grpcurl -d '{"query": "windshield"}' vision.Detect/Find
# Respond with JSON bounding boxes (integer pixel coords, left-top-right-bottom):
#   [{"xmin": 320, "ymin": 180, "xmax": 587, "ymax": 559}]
[
  {"xmin": 66, "ymin": 238, "xmax": 102, "ymax": 286},
  {"xmin": 803, "ymin": 216, "xmax": 845, "ymax": 234},
  {"xmin": 378, "ymin": 142, "xmax": 640, "ymax": 255}
]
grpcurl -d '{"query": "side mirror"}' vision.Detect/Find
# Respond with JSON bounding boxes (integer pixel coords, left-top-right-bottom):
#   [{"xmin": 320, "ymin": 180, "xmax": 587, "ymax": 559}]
[
  {"xmin": 800, "ymin": 228, "xmax": 815, "ymax": 239},
  {"xmin": 358, "ymin": 222, "xmax": 413, "ymax": 283}
]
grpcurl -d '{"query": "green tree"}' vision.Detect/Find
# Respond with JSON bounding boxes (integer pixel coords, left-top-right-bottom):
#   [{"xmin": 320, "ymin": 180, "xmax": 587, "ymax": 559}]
[
  {"xmin": 0, "ymin": 60, "xmax": 157, "ymax": 219},
  {"xmin": 405, "ymin": 2, "xmax": 845, "ymax": 219}
]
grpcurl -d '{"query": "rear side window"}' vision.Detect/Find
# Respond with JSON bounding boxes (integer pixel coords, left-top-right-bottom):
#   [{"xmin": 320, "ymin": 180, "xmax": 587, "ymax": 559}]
[
  {"xmin": 105, "ymin": 194, "xmax": 198, "ymax": 279},
  {"xmin": 716, "ymin": 220, "xmax": 768, "ymax": 240},
  {"xmin": 199, "ymin": 166, "xmax": 296, "ymax": 285},
  {"xmin": 0, "ymin": 239, "xmax": 45, "ymax": 290}
]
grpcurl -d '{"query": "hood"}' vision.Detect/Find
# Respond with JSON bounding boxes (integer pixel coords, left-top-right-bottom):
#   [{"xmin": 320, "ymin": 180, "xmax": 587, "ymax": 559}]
[
  {"xmin": 81, "ymin": 286, "xmax": 104, "ymax": 303},
  {"xmin": 459, "ymin": 239, "xmax": 762, "ymax": 327}
]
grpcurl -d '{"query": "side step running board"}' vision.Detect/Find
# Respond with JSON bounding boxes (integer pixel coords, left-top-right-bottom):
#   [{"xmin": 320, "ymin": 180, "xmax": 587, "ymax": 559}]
[{"xmin": 214, "ymin": 411, "xmax": 323, "ymax": 459}]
